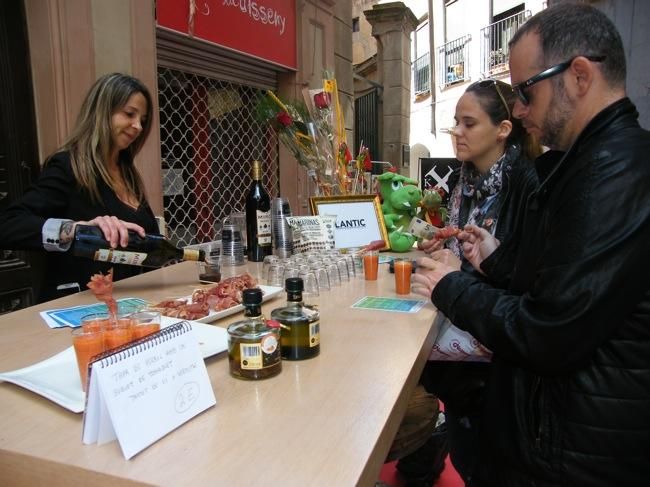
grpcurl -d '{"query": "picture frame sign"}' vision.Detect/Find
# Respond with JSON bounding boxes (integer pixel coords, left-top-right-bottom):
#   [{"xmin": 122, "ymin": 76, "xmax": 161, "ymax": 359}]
[{"xmin": 309, "ymin": 194, "xmax": 389, "ymax": 250}]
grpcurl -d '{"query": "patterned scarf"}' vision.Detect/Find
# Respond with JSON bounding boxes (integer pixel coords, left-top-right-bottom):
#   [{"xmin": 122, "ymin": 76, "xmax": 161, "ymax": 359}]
[{"xmin": 446, "ymin": 144, "xmax": 521, "ymax": 257}]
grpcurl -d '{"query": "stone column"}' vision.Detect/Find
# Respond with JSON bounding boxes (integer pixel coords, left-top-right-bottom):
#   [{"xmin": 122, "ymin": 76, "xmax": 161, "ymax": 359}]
[{"xmin": 364, "ymin": 2, "xmax": 418, "ymax": 175}]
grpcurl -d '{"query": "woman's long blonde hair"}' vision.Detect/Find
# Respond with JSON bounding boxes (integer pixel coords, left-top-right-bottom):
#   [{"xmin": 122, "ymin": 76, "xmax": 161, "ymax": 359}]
[{"xmin": 49, "ymin": 73, "xmax": 154, "ymax": 204}]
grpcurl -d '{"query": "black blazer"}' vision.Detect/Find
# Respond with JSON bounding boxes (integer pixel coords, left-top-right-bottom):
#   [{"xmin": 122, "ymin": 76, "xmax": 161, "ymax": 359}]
[{"xmin": 0, "ymin": 151, "xmax": 158, "ymax": 302}]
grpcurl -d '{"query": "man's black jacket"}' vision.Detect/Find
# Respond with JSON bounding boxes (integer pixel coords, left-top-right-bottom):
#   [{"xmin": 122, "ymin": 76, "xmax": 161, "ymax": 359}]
[{"xmin": 432, "ymin": 98, "xmax": 650, "ymax": 486}]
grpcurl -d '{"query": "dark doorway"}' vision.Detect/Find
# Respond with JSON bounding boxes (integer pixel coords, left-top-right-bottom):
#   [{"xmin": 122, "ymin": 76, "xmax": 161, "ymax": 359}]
[
  {"xmin": 0, "ymin": 0, "xmax": 43, "ymax": 312},
  {"xmin": 355, "ymin": 88, "xmax": 380, "ymax": 162}
]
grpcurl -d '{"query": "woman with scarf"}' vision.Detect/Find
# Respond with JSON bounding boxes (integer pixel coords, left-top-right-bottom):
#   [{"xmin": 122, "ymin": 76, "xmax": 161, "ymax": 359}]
[{"xmin": 396, "ymin": 80, "xmax": 541, "ymax": 485}]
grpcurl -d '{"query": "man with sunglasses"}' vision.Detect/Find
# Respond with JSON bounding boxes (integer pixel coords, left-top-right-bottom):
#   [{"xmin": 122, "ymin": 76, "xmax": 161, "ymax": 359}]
[{"xmin": 412, "ymin": 3, "xmax": 649, "ymax": 486}]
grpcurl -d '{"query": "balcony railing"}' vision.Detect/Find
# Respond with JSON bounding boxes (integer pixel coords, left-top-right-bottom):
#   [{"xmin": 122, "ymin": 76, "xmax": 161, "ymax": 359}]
[
  {"xmin": 437, "ymin": 34, "xmax": 471, "ymax": 88},
  {"xmin": 480, "ymin": 10, "xmax": 531, "ymax": 76},
  {"xmin": 413, "ymin": 52, "xmax": 430, "ymax": 95}
]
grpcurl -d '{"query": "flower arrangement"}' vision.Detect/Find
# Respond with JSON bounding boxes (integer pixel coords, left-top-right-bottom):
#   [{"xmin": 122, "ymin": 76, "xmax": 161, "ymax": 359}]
[{"xmin": 257, "ymin": 72, "xmax": 370, "ymax": 196}]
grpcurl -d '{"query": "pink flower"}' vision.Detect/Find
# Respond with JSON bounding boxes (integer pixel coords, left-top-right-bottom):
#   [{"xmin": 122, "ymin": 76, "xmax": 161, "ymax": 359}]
[
  {"xmin": 276, "ymin": 111, "xmax": 292, "ymax": 127},
  {"xmin": 314, "ymin": 91, "xmax": 331, "ymax": 109}
]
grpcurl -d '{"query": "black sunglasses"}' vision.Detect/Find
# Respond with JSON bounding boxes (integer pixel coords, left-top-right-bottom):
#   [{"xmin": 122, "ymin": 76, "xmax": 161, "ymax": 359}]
[
  {"xmin": 513, "ymin": 55, "xmax": 606, "ymax": 105},
  {"xmin": 474, "ymin": 79, "xmax": 511, "ymax": 120}
]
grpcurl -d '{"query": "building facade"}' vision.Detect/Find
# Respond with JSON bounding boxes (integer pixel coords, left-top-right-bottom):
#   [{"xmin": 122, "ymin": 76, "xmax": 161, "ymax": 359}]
[{"xmin": 353, "ymin": 0, "xmax": 650, "ymax": 183}]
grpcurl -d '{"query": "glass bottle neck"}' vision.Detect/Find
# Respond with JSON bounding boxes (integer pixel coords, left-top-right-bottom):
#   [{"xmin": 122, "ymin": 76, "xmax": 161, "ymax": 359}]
[
  {"xmin": 251, "ymin": 161, "xmax": 262, "ymax": 181},
  {"xmin": 243, "ymin": 305, "xmax": 262, "ymax": 317},
  {"xmin": 286, "ymin": 291, "xmax": 303, "ymax": 305}
]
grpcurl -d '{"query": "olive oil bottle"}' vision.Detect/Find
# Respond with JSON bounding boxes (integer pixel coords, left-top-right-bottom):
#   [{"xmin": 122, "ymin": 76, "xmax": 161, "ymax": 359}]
[
  {"xmin": 271, "ymin": 277, "xmax": 320, "ymax": 360},
  {"xmin": 227, "ymin": 288, "xmax": 282, "ymax": 380}
]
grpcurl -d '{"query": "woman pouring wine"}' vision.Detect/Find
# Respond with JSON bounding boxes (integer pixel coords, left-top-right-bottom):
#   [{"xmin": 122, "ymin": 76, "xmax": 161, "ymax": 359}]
[{"xmin": 0, "ymin": 73, "xmax": 160, "ymax": 302}]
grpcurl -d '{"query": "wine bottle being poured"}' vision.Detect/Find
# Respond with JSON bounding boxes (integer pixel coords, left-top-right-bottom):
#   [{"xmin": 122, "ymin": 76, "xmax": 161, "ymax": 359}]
[{"xmin": 71, "ymin": 224, "xmax": 205, "ymax": 267}]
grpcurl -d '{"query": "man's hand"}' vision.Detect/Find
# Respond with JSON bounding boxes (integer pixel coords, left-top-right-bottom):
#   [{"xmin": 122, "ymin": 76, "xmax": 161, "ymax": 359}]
[
  {"xmin": 459, "ymin": 225, "xmax": 500, "ymax": 274},
  {"xmin": 411, "ymin": 256, "xmax": 457, "ymax": 299},
  {"xmin": 429, "ymin": 248, "xmax": 462, "ymax": 271},
  {"xmin": 420, "ymin": 237, "xmax": 443, "ymax": 254}
]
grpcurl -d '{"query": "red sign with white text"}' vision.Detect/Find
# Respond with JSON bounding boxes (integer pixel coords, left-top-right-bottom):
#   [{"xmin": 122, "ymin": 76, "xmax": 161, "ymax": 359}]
[{"xmin": 157, "ymin": 0, "xmax": 296, "ymax": 70}]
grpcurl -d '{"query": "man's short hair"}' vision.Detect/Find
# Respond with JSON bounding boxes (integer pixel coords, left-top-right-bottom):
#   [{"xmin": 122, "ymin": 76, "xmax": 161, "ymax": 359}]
[{"xmin": 510, "ymin": 3, "xmax": 626, "ymax": 87}]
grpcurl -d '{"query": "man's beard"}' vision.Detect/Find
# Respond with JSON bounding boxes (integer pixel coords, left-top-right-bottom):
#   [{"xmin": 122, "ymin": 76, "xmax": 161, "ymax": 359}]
[{"xmin": 540, "ymin": 78, "xmax": 574, "ymax": 150}]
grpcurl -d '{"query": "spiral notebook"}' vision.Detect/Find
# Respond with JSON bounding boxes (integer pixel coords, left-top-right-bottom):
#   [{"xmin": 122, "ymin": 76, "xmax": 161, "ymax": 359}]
[{"xmin": 82, "ymin": 321, "xmax": 216, "ymax": 459}]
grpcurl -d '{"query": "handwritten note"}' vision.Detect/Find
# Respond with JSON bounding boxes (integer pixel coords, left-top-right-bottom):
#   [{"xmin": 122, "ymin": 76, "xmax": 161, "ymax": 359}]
[{"xmin": 82, "ymin": 322, "xmax": 216, "ymax": 459}]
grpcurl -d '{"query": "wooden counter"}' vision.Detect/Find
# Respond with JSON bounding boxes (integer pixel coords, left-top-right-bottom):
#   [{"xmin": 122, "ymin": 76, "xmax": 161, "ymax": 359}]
[{"xmin": 0, "ymin": 256, "xmax": 438, "ymax": 486}]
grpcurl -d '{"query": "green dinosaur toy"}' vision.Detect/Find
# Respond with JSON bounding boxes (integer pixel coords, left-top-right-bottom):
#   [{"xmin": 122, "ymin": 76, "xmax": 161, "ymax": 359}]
[{"xmin": 377, "ymin": 172, "xmax": 423, "ymax": 252}]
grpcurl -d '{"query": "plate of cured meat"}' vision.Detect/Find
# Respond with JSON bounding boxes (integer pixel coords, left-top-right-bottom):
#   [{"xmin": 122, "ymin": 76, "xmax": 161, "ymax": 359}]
[{"xmin": 150, "ymin": 274, "xmax": 284, "ymax": 323}]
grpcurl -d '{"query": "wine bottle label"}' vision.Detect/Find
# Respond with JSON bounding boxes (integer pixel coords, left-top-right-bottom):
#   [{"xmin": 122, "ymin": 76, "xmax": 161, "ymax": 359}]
[
  {"xmin": 309, "ymin": 320, "xmax": 320, "ymax": 347},
  {"xmin": 256, "ymin": 210, "xmax": 272, "ymax": 245},
  {"xmin": 94, "ymin": 249, "xmax": 147, "ymax": 265},
  {"xmin": 240, "ymin": 343, "xmax": 263, "ymax": 369}
]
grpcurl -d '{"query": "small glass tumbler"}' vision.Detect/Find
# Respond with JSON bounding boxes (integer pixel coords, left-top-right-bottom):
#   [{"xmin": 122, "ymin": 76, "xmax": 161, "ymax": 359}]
[
  {"xmin": 326, "ymin": 263, "xmax": 341, "ymax": 287},
  {"xmin": 336, "ymin": 259, "xmax": 350, "ymax": 282},
  {"xmin": 103, "ymin": 322, "xmax": 132, "ymax": 350},
  {"xmin": 393, "ymin": 258, "xmax": 413, "ymax": 295},
  {"xmin": 131, "ymin": 310, "xmax": 162, "ymax": 339},
  {"xmin": 198, "ymin": 254, "xmax": 222, "ymax": 283},
  {"xmin": 310, "ymin": 265, "xmax": 331, "ymax": 292},
  {"xmin": 262, "ymin": 255, "xmax": 280, "ymax": 282},
  {"xmin": 299, "ymin": 270, "xmax": 320, "ymax": 307},
  {"xmin": 363, "ymin": 250, "xmax": 379, "ymax": 281},
  {"xmin": 72, "ymin": 328, "xmax": 105, "ymax": 392},
  {"xmin": 80, "ymin": 313, "xmax": 112, "ymax": 332},
  {"xmin": 267, "ymin": 263, "xmax": 286, "ymax": 287}
]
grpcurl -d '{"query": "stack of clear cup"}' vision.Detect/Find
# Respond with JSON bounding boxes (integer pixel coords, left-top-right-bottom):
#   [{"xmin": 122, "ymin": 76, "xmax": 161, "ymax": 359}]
[
  {"xmin": 221, "ymin": 223, "xmax": 245, "ymax": 266},
  {"xmin": 271, "ymin": 197, "xmax": 293, "ymax": 258}
]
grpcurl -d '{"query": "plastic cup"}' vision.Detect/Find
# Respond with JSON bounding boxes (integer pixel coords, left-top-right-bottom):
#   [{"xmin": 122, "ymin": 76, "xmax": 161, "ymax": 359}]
[
  {"xmin": 221, "ymin": 224, "xmax": 245, "ymax": 266},
  {"xmin": 130, "ymin": 310, "xmax": 161, "ymax": 339},
  {"xmin": 394, "ymin": 258, "xmax": 413, "ymax": 295},
  {"xmin": 224, "ymin": 211, "xmax": 247, "ymax": 252},
  {"xmin": 363, "ymin": 250, "xmax": 379, "ymax": 281},
  {"xmin": 72, "ymin": 328, "xmax": 105, "ymax": 392}
]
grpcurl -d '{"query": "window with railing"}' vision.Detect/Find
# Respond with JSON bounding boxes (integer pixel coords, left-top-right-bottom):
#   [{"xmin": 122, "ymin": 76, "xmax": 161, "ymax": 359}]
[
  {"xmin": 480, "ymin": 10, "xmax": 531, "ymax": 76},
  {"xmin": 437, "ymin": 34, "xmax": 471, "ymax": 88},
  {"xmin": 413, "ymin": 52, "xmax": 430, "ymax": 95}
]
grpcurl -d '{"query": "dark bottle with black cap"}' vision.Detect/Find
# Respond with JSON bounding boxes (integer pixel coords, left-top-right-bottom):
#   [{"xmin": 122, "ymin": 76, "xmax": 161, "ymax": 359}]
[
  {"xmin": 245, "ymin": 160, "xmax": 272, "ymax": 261},
  {"xmin": 227, "ymin": 287, "xmax": 282, "ymax": 379},
  {"xmin": 270, "ymin": 277, "xmax": 320, "ymax": 360}
]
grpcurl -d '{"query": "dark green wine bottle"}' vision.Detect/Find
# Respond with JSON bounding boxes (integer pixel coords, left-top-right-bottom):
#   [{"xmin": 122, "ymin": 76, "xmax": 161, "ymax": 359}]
[
  {"xmin": 245, "ymin": 160, "xmax": 272, "ymax": 262},
  {"xmin": 71, "ymin": 224, "xmax": 204, "ymax": 267}
]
